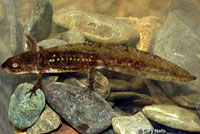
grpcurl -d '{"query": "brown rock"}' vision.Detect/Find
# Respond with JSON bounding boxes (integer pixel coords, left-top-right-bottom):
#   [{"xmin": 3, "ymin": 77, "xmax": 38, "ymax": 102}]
[
  {"xmin": 14, "ymin": 126, "xmax": 27, "ymax": 134},
  {"xmin": 135, "ymin": 16, "xmax": 164, "ymax": 51},
  {"xmin": 194, "ymin": 0, "xmax": 200, "ymax": 8},
  {"xmin": 117, "ymin": 16, "xmax": 164, "ymax": 51},
  {"xmin": 108, "ymin": 79, "xmax": 132, "ymax": 91},
  {"xmin": 130, "ymin": 77, "xmax": 146, "ymax": 90},
  {"xmin": 144, "ymin": 79, "xmax": 176, "ymax": 105},
  {"xmin": 107, "ymin": 91, "xmax": 153, "ymax": 106},
  {"xmin": 53, "ymin": 9, "xmax": 140, "ymax": 45},
  {"xmin": 51, "ymin": 123, "xmax": 79, "ymax": 134}
]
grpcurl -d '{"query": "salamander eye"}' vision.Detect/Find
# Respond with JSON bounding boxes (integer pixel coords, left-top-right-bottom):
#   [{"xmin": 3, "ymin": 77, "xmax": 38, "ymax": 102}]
[{"xmin": 12, "ymin": 63, "xmax": 19, "ymax": 68}]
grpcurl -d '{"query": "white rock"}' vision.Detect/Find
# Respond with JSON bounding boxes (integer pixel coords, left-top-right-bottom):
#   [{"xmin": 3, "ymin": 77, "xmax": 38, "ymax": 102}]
[
  {"xmin": 112, "ymin": 112, "xmax": 153, "ymax": 134},
  {"xmin": 142, "ymin": 104, "xmax": 200, "ymax": 132}
]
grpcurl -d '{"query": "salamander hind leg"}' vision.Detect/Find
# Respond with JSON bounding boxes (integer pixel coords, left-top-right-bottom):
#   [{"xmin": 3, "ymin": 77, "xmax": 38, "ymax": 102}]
[{"xmin": 88, "ymin": 67, "xmax": 95, "ymax": 95}]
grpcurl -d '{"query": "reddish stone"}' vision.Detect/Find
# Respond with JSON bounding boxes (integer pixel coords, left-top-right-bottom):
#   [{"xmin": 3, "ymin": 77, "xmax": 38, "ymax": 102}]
[
  {"xmin": 52, "ymin": 123, "xmax": 79, "ymax": 134},
  {"xmin": 13, "ymin": 126, "xmax": 27, "ymax": 134}
]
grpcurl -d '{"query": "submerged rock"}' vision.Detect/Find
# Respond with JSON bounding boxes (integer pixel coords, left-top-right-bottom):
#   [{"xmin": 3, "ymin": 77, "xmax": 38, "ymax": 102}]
[
  {"xmin": 101, "ymin": 127, "xmax": 115, "ymax": 134},
  {"xmin": 112, "ymin": 112, "xmax": 153, "ymax": 134},
  {"xmin": 8, "ymin": 83, "xmax": 45, "ymax": 129},
  {"xmin": 149, "ymin": 0, "xmax": 200, "ymax": 108},
  {"xmin": 130, "ymin": 77, "xmax": 146, "ymax": 90},
  {"xmin": 142, "ymin": 105, "xmax": 200, "ymax": 132},
  {"xmin": 144, "ymin": 80, "xmax": 176, "ymax": 105},
  {"xmin": 79, "ymin": 71, "xmax": 110, "ymax": 99},
  {"xmin": 107, "ymin": 92, "xmax": 153, "ymax": 106},
  {"xmin": 108, "ymin": 79, "xmax": 132, "ymax": 91},
  {"xmin": 42, "ymin": 75, "xmax": 59, "ymax": 88},
  {"xmin": 27, "ymin": 105, "xmax": 61, "ymax": 134},
  {"xmin": 0, "ymin": 84, "xmax": 14, "ymax": 134},
  {"xmin": 23, "ymin": 0, "xmax": 53, "ymax": 51},
  {"xmin": 53, "ymin": 9, "xmax": 139, "ymax": 45},
  {"xmin": 38, "ymin": 39, "xmax": 67, "ymax": 49},
  {"xmin": 51, "ymin": 123, "xmax": 79, "ymax": 134},
  {"xmin": 64, "ymin": 71, "xmax": 110, "ymax": 99},
  {"xmin": 55, "ymin": 29, "xmax": 85, "ymax": 44},
  {"xmin": 44, "ymin": 82, "xmax": 116, "ymax": 134},
  {"xmin": 196, "ymin": 101, "xmax": 200, "ymax": 116},
  {"xmin": 113, "ymin": 107, "xmax": 131, "ymax": 117},
  {"xmin": 2, "ymin": 0, "xmax": 22, "ymax": 54}
]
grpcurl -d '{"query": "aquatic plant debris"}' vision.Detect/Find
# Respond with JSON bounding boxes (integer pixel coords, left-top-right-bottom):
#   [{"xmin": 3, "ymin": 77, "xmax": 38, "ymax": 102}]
[{"xmin": 1, "ymin": 35, "xmax": 196, "ymax": 96}]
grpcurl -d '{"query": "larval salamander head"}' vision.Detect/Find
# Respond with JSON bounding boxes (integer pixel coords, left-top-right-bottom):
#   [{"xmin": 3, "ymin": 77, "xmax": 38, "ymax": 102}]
[{"xmin": 1, "ymin": 51, "xmax": 38, "ymax": 74}]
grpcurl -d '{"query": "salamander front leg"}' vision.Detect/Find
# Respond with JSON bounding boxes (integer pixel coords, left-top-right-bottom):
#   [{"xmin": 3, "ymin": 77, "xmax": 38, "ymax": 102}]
[
  {"xmin": 88, "ymin": 67, "xmax": 95, "ymax": 94},
  {"xmin": 26, "ymin": 71, "xmax": 43, "ymax": 98}
]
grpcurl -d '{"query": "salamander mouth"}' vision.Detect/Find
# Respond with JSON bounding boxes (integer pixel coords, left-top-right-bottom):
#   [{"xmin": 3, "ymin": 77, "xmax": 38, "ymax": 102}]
[
  {"xmin": 8, "ymin": 70, "xmax": 39, "ymax": 74},
  {"xmin": 1, "ymin": 68, "xmax": 18, "ymax": 74},
  {"xmin": 2, "ymin": 68, "xmax": 10, "ymax": 73},
  {"xmin": 1, "ymin": 66, "xmax": 28, "ymax": 74}
]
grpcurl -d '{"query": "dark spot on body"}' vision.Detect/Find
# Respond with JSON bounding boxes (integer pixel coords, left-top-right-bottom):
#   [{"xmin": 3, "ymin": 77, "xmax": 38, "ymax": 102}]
[
  {"xmin": 117, "ymin": 59, "xmax": 123, "ymax": 64},
  {"xmin": 97, "ymin": 43, "xmax": 102, "ymax": 48},
  {"xmin": 125, "ymin": 46, "xmax": 129, "ymax": 52}
]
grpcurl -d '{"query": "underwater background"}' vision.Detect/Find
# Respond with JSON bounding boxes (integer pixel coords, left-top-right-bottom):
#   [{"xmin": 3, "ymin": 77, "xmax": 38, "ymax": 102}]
[{"xmin": 1, "ymin": 0, "xmax": 200, "ymax": 134}]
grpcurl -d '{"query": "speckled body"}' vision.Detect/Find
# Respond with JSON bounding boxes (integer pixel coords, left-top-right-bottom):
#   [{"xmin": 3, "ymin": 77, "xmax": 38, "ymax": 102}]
[
  {"xmin": 39, "ymin": 49, "xmax": 145, "ymax": 73},
  {"xmin": 1, "ymin": 42, "xmax": 196, "ymax": 82},
  {"xmin": 39, "ymin": 51, "xmax": 101, "ymax": 73},
  {"xmin": 1, "ymin": 36, "xmax": 196, "ymax": 97}
]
